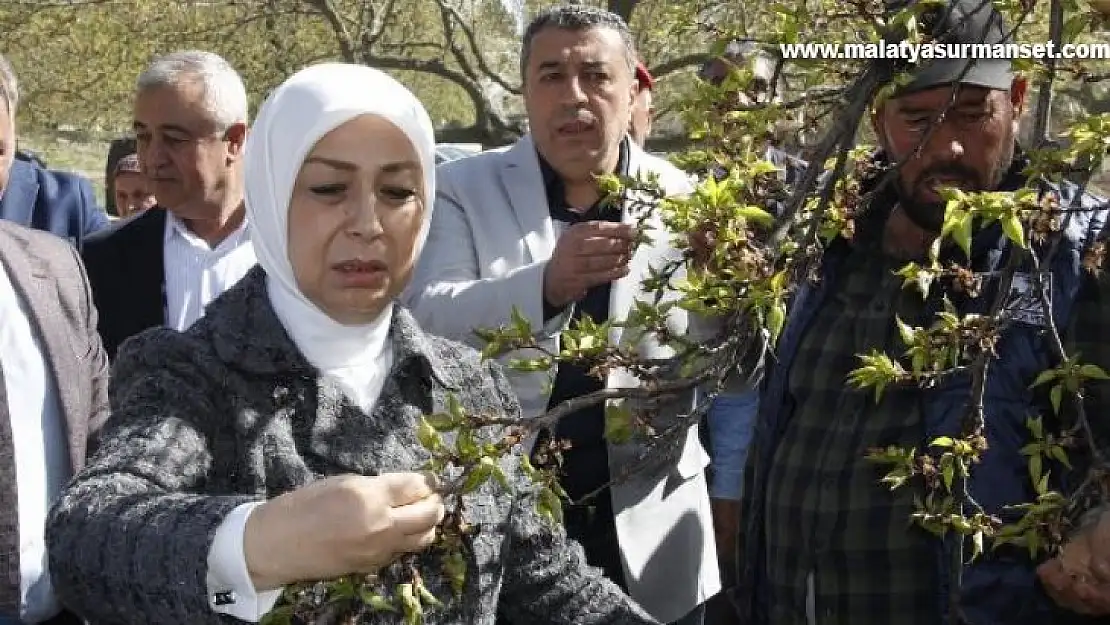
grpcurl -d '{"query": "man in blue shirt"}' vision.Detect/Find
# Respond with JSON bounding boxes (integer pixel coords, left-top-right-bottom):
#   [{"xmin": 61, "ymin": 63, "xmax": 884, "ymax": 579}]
[{"xmin": 0, "ymin": 54, "xmax": 108, "ymax": 249}]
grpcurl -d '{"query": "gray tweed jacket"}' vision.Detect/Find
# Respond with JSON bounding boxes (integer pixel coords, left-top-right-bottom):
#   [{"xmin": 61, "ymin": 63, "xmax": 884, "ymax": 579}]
[{"xmin": 44, "ymin": 266, "xmax": 658, "ymax": 625}]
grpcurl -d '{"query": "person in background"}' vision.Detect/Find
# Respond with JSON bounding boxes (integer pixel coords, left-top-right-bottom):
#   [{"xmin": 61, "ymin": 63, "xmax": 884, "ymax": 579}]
[
  {"xmin": 0, "ymin": 220, "xmax": 109, "ymax": 625},
  {"xmin": 0, "ymin": 54, "xmax": 108, "ymax": 249},
  {"xmin": 110, "ymin": 154, "xmax": 156, "ymax": 219},
  {"xmin": 406, "ymin": 6, "xmax": 719, "ymax": 624},
  {"xmin": 103, "ymin": 137, "xmax": 136, "ymax": 217},
  {"xmin": 81, "ymin": 50, "xmax": 255, "ymax": 360},
  {"xmin": 630, "ymin": 61, "xmax": 654, "ymax": 146}
]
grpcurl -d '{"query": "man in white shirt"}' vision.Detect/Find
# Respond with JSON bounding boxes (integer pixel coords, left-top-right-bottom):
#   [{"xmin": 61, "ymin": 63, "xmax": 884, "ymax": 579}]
[
  {"xmin": 0, "ymin": 220, "xmax": 108, "ymax": 625},
  {"xmin": 81, "ymin": 50, "xmax": 257, "ymax": 360}
]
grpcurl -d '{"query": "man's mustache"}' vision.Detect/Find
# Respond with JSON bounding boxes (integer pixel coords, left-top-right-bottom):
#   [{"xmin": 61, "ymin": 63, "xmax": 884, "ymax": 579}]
[
  {"xmin": 556, "ymin": 109, "xmax": 597, "ymax": 125},
  {"xmin": 911, "ymin": 163, "xmax": 983, "ymax": 194}
]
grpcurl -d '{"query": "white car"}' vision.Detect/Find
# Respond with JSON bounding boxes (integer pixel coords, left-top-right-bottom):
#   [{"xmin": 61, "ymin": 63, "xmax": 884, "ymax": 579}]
[{"xmin": 435, "ymin": 143, "xmax": 482, "ymax": 164}]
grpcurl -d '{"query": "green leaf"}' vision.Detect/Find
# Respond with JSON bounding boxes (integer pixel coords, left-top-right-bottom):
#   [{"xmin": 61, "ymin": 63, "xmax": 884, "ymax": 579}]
[
  {"xmin": 510, "ymin": 306, "xmax": 533, "ymax": 338},
  {"xmin": 971, "ymin": 530, "xmax": 984, "ymax": 562},
  {"xmin": 1062, "ymin": 13, "xmax": 1089, "ymax": 43},
  {"xmin": 1026, "ymin": 415, "xmax": 1045, "ymax": 439},
  {"xmin": 1030, "ymin": 368, "xmax": 1056, "ymax": 388},
  {"xmin": 1049, "ymin": 445, "xmax": 1072, "ymax": 469},
  {"xmin": 737, "ymin": 205, "xmax": 775, "ymax": 227},
  {"xmin": 578, "ymin": 334, "xmax": 597, "ymax": 351},
  {"xmin": 942, "ymin": 460, "xmax": 955, "ymax": 491},
  {"xmin": 1050, "ymin": 384, "xmax": 1064, "ymax": 415},
  {"xmin": 361, "ymin": 589, "xmax": 399, "ymax": 613},
  {"xmin": 488, "ymin": 461, "xmax": 512, "ymax": 491},
  {"xmin": 955, "ymin": 212, "xmax": 974, "ymax": 258},
  {"xmin": 767, "ymin": 299, "xmax": 786, "ymax": 344},
  {"xmin": 417, "ymin": 582, "xmax": 444, "ymax": 610},
  {"xmin": 446, "ymin": 393, "xmax": 465, "ymax": 419},
  {"xmin": 1079, "ymin": 364, "xmax": 1110, "ymax": 380},
  {"xmin": 1027, "ymin": 530, "xmax": 1042, "ymax": 559},
  {"xmin": 536, "ymin": 486, "xmax": 564, "ymax": 525},
  {"xmin": 931, "ymin": 436, "xmax": 956, "ymax": 448},
  {"xmin": 951, "ymin": 515, "xmax": 972, "ymax": 533},
  {"xmin": 424, "ymin": 412, "xmax": 458, "ymax": 431},
  {"xmin": 416, "ymin": 417, "xmax": 443, "ymax": 452},
  {"xmin": 397, "ymin": 583, "xmax": 423, "ymax": 625},
  {"xmin": 461, "ymin": 464, "xmax": 491, "ymax": 494},
  {"xmin": 442, "ymin": 550, "xmax": 467, "ymax": 597},
  {"xmin": 1001, "ymin": 214, "xmax": 1025, "ymax": 248},
  {"xmin": 908, "ymin": 350, "xmax": 925, "ymax": 375},
  {"xmin": 1030, "ymin": 454, "xmax": 1043, "ymax": 487},
  {"xmin": 508, "ymin": 357, "xmax": 552, "ymax": 372},
  {"xmin": 456, "ymin": 428, "xmax": 480, "ymax": 461},
  {"xmin": 880, "ymin": 469, "xmax": 910, "ymax": 490},
  {"xmin": 896, "ymin": 316, "xmax": 915, "ymax": 346}
]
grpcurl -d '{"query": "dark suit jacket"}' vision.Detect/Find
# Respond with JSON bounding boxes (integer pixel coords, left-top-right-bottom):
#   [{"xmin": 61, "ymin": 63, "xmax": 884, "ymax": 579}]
[
  {"xmin": 0, "ymin": 221, "xmax": 109, "ymax": 625},
  {"xmin": 45, "ymin": 266, "xmax": 657, "ymax": 625},
  {"xmin": 0, "ymin": 159, "xmax": 109, "ymax": 250},
  {"xmin": 0, "ymin": 220, "xmax": 109, "ymax": 467},
  {"xmin": 80, "ymin": 207, "xmax": 167, "ymax": 361}
]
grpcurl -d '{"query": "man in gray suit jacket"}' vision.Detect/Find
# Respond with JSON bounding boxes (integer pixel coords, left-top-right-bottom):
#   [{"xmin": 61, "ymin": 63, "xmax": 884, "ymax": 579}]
[
  {"xmin": 0, "ymin": 220, "xmax": 109, "ymax": 624},
  {"xmin": 405, "ymin": 6, "xmax": 719, "ymax": 624}
]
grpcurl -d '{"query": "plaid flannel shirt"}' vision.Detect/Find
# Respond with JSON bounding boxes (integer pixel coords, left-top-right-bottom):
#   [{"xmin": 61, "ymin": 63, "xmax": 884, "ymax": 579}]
[
  {"xmin": 741, "ymin": 153, "xmax": 1110, "ymax": 625},
  {"xmin": 762, "ymin": 235, "xmax": 938, "ymax": 624}
]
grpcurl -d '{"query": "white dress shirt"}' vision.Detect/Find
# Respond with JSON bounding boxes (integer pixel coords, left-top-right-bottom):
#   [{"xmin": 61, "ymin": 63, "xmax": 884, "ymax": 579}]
[
  {"xmin": 205, "ymin": 503, "xmax": 281, "ymax": 621},
  {"xmin": 0, "ymin": 261, "xmax": 70, "ymax": 623},
  {"xmin": 163, "ymin": 213, "xmax": 257, "ymax": 331}
]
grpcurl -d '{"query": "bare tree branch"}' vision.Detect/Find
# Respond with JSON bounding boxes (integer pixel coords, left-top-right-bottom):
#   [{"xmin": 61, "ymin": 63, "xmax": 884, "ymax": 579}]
[
  {"xmin": 648, "ymin": 53, "xmax": 714, "ymax": 80},
  {"xmin": 361, "ymin": 0, "xmax": 400, "ymax": 52},
  {"xmin": 433, "ymin": 0, "xmax": 521, "ymax": 95},
  {"xmin": 300, "ymin": 0, "xmax": 356, "ymax": 62},
  {"xmin": 1033, "ymin": 0, "xmax": 1065, "ymax": 145}
]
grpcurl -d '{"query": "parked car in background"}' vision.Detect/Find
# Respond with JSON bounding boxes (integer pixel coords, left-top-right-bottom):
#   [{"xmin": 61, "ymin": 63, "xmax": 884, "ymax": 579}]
[{"xmin": 435, "ymin": 143, "xmax": 481, "ymax": 163}]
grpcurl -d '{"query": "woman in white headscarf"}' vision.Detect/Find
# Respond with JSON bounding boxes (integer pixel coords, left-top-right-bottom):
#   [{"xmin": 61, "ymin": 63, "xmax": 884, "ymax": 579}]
[{"xmin": 44, "ymin": 64, "xmax": 659, "ymax": 625}]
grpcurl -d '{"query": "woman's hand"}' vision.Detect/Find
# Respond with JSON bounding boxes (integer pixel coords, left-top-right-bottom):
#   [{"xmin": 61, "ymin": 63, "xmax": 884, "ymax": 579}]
[{"xmin": 243, "ymin": 472, "xmax": 445, "ymax": 590}]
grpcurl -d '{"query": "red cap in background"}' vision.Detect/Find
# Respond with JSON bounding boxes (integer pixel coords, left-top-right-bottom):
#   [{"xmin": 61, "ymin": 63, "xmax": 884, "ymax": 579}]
[{"xmin": 635, "ymin": 61, "xmax": 654, "ymax": 91}]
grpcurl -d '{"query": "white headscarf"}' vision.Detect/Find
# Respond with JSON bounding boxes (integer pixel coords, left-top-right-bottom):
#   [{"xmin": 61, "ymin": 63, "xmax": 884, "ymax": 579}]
[{"xmin": 244, "ymin": 63, "xmax": 436, "ymax": 410}]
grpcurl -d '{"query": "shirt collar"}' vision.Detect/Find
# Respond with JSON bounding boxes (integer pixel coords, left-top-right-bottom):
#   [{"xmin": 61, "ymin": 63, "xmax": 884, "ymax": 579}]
[
  {"xmin": 202, "ymin": 265, "xmax": 463, "ymax": 390},
  {"xmin": 164, "ymin": 208, "xmax": 251, "ymax": 251},
  {"xmin": 536, "ymin": 136, "xmax": 632, "ymax": 204}
]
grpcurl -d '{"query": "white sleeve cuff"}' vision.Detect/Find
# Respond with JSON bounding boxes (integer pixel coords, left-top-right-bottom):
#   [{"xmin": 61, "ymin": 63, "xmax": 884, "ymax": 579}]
[{"xmin": 206, "ymin": 501, "xmax": 284, "ymax": 622}]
